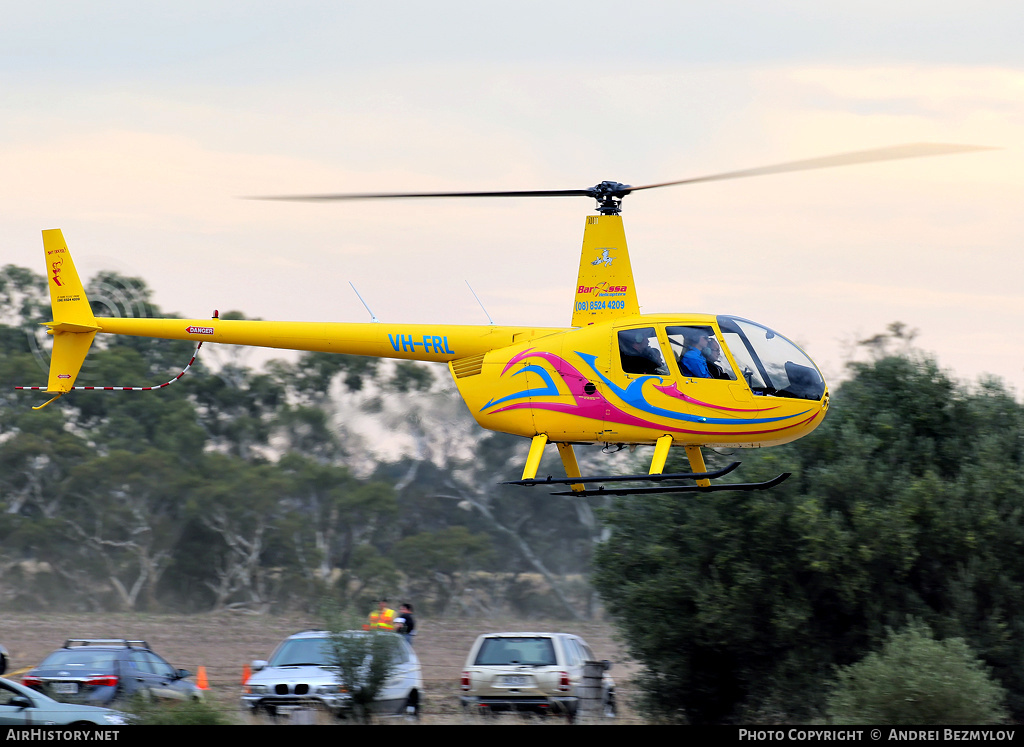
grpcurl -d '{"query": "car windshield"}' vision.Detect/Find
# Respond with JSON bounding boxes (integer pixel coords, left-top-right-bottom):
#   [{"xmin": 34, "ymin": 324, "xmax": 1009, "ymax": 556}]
[
  {"xmin": 268, "ymin": 638, "xmax": 333, "ymax": 667},
  {"xmin": 268, "ymin": 634, "xmax": 408, "ymax": 667},
  {"xmin": 38, "ymin": 651, "xmax": 118, "ymax": 669},
  {"xmin": 475, "ymin": 637, "xmax": 557, "ymax": 666}
]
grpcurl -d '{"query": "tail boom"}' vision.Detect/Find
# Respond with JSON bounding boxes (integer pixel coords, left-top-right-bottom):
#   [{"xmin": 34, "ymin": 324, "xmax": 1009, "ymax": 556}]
[{"xmin": 94, "ymin": 317, "xmax": 565, "ymax": 362}]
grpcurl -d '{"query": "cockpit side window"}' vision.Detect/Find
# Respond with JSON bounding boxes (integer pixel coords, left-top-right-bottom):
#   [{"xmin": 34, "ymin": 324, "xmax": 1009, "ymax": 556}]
[
  {"xmin": 665, "ymin": 326, "xmax": 735, "ymax": 381},
  {"xmin": 618, "ymin": 327, "xmax": 668, "ymax": 376},
  {"xmin": 720, "ymin": 331, "xmax": 766, "ymax": 389}
]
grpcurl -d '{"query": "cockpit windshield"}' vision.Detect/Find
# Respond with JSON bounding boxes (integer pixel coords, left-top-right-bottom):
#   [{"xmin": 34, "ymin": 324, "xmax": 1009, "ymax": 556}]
[{"xmin": 717, "ymin": 316, "xmax": 825, "ymax": 401}]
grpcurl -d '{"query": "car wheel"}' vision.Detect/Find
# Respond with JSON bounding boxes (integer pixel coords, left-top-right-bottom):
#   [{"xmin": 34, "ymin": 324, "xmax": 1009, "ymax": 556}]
[
  {"xmin": 0, "ymin": 654, "xmax": 6, "ymax": 675},
  {"xmin": 404, "ymin": 689, "xmax": 420, "ymax": 719}
]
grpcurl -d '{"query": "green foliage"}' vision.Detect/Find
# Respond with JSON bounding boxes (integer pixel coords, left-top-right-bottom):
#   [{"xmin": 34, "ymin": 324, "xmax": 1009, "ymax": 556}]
[
  {"xmin": 125, "ymin": 695, "xmax": 235, "ymax": 725},
  {"xmin": 594, "ymin": 347, "xmax": 1024, "ymax": 723},
  {"xmin": 393, "ymin": 526, "xmax": 494, "ymax": 614},
  {"xmin": 387, "ymin": 361, "xmax": 434, "ymax": 393},
  {"xmin": 292, "ymin": 351, "xmax": 380, "ymax": 397},
  {"xmin": 0, "ymin": 264, "xmax": 47, "ymax": 328},
  {"xmin": 827, "ymin": 622, "xmax": 1008, "ymax": 725},
  {"xmin": 321, "ymin": 609, "xmax": 401, "ymax": 722},
  {"xmin": 274, "ymin": 405, "xmax": 342, "ymax": 460}
]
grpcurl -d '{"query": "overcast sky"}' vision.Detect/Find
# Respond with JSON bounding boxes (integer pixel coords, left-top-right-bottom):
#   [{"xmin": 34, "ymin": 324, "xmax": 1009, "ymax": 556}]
[{"xmin": 2, "ymin": 1, "xmax": 1021, "ymax": 394}]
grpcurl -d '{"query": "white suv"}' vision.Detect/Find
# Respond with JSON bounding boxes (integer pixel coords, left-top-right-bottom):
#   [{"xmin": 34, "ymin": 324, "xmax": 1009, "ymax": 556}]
[
  {"xmin": 460, "ymin": 632, "xmax": 615, "ymax": 721},
  {"xmin": 242, "ymin": 630, "xmax": 422, "ymax": 719}
]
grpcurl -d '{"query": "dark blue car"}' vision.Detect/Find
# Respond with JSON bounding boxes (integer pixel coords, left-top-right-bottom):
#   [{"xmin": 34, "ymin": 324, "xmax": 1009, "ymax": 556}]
[{"xmin": 23, "ymin": 639, "xmax": 201, "ymax": 706}]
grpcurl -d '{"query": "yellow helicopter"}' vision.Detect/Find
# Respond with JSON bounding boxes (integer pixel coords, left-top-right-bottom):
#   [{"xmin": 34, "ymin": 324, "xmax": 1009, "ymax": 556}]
[{"xmin": 20, "ymin": 143, "xmax": 989, "ymax": 495}]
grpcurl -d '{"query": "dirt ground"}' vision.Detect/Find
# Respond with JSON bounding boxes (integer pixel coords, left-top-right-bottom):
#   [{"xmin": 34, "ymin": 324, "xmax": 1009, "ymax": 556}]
[{"xmin": 0, "ymin": 611, "xmax": 645, "ymax": 725}]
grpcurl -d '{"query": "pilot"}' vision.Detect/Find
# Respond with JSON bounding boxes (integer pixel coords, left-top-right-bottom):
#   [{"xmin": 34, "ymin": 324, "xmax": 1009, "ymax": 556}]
[
  {"xmin": 679, "ymin": 329, "xmax": 712, "ymax": 378},
  {"xmin": 702, "ymin": 337, "xmax": 728, "ymax": 380},
  {"xmin": 619, "ymin": 329, "xmax": 665, "ymax": 375}
]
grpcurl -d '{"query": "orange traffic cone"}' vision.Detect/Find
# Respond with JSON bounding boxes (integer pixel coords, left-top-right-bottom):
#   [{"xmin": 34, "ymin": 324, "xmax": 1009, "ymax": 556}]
[
  {"xmin": 196, "ymin": 665, "xmax": 209, "ymax": 690},
  {"xmin": 241, "ymin": 664, "xmax": 251, "ymax": 685}
]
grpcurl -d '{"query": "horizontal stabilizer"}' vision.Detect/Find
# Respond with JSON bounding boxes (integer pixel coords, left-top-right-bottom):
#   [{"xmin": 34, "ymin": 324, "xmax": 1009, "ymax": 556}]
[{"xmin": 45, "ymin": 321, "xmax": 102, "ymax": 334}]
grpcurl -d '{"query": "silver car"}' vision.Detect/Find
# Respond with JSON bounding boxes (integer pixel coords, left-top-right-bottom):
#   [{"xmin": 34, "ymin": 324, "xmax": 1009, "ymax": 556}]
[
  {"xmin": 241, "ymin": 630, "xmax": 422, "ymax": 719},
  {"xmin": 460, "ymin": 632, "xmax": 615, "ymax": 721},
  {"xmin": 0, "ymin": 678, "xmax": 128, "ymax": 727}
]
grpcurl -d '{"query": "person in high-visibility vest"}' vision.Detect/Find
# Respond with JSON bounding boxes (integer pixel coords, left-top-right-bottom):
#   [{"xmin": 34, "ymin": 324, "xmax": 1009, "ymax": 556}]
[{"xmin": 363, "ymin": 599, "xmax": 396, "ymax": 631}]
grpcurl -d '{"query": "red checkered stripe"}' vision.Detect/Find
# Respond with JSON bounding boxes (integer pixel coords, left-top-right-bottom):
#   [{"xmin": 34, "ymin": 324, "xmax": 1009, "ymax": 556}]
[{"xmin": 15, "ymin": 342, "xmax": 203, "ymax": 392}]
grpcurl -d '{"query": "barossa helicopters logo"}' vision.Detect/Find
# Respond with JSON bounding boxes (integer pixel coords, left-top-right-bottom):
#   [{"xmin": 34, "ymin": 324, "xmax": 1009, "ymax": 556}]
[{"xmin": 577, "ymin": 281, "xmax": 629, "ymax": 297}]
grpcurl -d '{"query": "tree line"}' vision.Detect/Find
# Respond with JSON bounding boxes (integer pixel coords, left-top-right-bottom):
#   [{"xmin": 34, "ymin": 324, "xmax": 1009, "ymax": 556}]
[{"xmin": 0, "ymin": 264, "xmax": 607, "ymax": 617}]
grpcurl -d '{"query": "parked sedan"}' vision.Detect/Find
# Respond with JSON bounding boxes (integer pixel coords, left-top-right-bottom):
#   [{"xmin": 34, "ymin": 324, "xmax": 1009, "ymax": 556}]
[
  {"xmin": 0, "ymin": 678, "xmax": 127, "ymax": 726},
  {"xmin": 23, "ymin": 639, "xmax": 201, "ymax": 706}
]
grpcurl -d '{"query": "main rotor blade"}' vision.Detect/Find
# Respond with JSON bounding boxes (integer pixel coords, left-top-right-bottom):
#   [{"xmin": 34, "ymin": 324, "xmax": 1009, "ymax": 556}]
[
  {"xmin": 248, "ymin": 142, "xmax": 995, "ymax": 205},
  {"xmin": 249, "ymin": 188, "xmax": 595, "ymax": 202},
  {"xmin": 627, "ymin": 143, "xmax": 996, "ymax": 193}
]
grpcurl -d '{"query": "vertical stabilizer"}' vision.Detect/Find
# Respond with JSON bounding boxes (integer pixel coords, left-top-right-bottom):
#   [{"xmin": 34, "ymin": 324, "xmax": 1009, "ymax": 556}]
[
  {"xmin": 41, "ymin": 229, "xmax": 99, "ymax": 392},
  {"xmin": 570, "ymin": 215, "xmax": 640, "ymax": 327}
]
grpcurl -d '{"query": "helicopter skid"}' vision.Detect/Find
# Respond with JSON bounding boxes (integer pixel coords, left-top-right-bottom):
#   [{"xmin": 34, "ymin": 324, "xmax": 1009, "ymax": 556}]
[
  {"xmin": 504, "ymin": 461, "xmax": 741, "ymax": 487},
  {"xmin": 545, "ymin": 472, "xmax": 791, "ymax": 497}
]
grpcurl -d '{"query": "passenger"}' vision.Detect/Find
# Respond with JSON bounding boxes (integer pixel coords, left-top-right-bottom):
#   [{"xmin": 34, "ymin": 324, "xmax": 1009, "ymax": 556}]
[
  {"xmin": 619, "ymin": 329, "xmax": 665, "ymax": 375},
  {"xmin": 679, "ymin": 329, "xmax": 712, "ymax": 378},
  {"xmin": 702, "ymin": 337, "xmax": 728, "ymax": 380}
]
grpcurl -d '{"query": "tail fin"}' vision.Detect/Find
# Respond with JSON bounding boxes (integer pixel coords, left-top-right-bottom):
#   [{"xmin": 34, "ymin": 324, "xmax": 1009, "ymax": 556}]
[
  {"xmin": 570, "ymin": 214, "xmax": 641, "ymax": 327},
  {"xmin": 41, "ymin": 229, "xmax": 99, "ymax": 394}
]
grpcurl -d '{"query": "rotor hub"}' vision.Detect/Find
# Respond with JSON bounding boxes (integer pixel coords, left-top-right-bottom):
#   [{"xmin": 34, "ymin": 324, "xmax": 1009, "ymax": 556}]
[{"xmin": 587, "ymin": 181, "xmax": 632, "ymax": 215}]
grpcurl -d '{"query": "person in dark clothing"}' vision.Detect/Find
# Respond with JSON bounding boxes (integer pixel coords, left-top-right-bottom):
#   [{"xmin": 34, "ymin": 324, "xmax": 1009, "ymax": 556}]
[
  {"xmin": 395, "ymin": 603, "xmax": 416, "ymax": 645},
  {"xmin": 703, "ymin": 337, "xmax": 729, "ymax": 379},
  {"xmin": 618, "ymin": 328, "xmax": 666, "ymax": 375}
]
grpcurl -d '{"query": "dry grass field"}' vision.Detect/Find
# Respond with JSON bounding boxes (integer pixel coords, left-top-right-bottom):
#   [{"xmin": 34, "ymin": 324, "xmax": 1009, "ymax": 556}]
[{"xmin": 0, "ymin": 611, "xmax": 645, "ymax": 725}]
